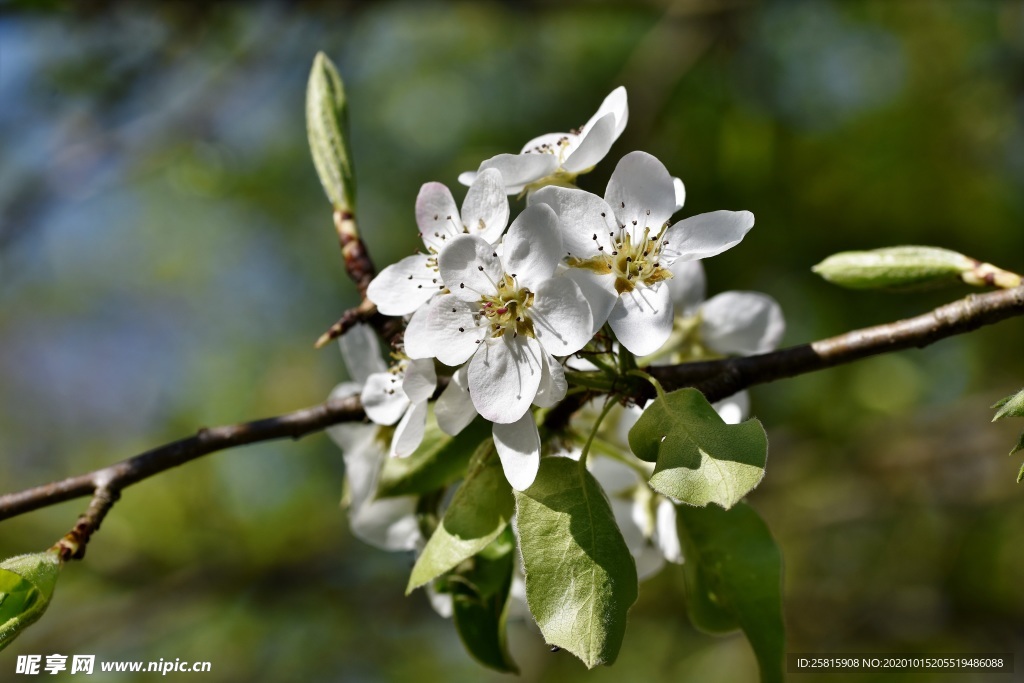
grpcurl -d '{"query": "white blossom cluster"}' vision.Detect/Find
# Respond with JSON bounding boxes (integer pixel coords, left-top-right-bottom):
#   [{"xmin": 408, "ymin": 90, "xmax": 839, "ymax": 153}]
[{"xmin": 328, "ymin": 87, "xmax": 784, "ymax": 596}]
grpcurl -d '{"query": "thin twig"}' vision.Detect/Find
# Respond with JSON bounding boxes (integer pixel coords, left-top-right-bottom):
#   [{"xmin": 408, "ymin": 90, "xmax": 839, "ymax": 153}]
[
  {"xmin": 652, "ymin": 285, "xmax": 1024, "ymax": 403},
  {"xmin": 0, "ymin": 394, "xmax": 364, "ymax": 524},
  {"xmin": 1, "ymin": 286, "xmax": 1022, "ymax": 556}
]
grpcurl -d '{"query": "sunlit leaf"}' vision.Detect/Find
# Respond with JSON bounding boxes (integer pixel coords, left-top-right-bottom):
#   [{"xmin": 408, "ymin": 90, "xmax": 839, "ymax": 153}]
[
  {"xmin": 306, "ymin": 51, "xmax": 356, "ymax": 211},
  {"xmin": 676, "ymin": 502, "xmax": 784, "ymax": 683},
  {"xmin": 407, "ymin": 441, "xmax": 513, "ymax": 592},
  {"xmin": 451, "ymin": 529, "xmax": 519, "ymax": 673},
  {"xmin": 812, "ymin": 246, "xmax": 974, "ymax": 290},
  {"xmin": 378, "ymin": 417, "xmax": 490, "ymax": 498},
  {"xmin": 515, "ymin": 457, "xmax": 638, "ymax": 668},
  {"xmin": 629, "ymin": 388, "xmax": 767, "ymax": 509},
  {"xmin": 0, "ymin": 551, "xmax": 61, "ymax": 651}
]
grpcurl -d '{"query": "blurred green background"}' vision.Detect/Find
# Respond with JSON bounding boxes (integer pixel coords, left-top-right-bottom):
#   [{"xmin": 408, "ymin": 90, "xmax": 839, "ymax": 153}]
[{"xmin": 1, "ymin": 1, "xmax": 1023, "ymax": 681}]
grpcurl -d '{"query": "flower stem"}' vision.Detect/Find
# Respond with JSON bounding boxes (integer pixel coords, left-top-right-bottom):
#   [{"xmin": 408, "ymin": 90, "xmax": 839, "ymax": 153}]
[
  {"xmin": 578, "ymin": 398, "xmax": 617, "ymax": 473},
  {"xmin": 627, "ymin": 369, "xmax": 667, "ymax": 402}
]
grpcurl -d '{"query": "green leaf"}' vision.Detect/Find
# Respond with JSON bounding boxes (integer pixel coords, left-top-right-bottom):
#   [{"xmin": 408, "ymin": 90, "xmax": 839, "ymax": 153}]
[
  {"xmin": 0, "ymin": 551, "xmax": 61, "ymax": 651},
  {"xmin": 628, "ymin": 388, "xmax": 768, "ymax": 509},
  {"xmin": 676, "ymin": 502, "xmax": 784, "ymax": 683},
  {"xmin": 407, "ymin": 441, "xmax": 513, "ymax": 592},
  {"xmin": 378, "ymin": 417, "xmax": 490, "ymax": 498},
  {"xmin": 992, "ymin": 388, "xmax": 1024, "ymax": 422},
  {"xmin": 812, "ymin": 246, "xmax": 975, "ymax": 290},
  {"xmin": 515, "ymin": 457, "xmax": 638, "ymax": 669},
  {"xmin": 306, "ymin": 51, "xmax": 356, "ymax": 212},
  {"xmin": 450, "ymin": 529, "xmax": 519, "ymax": 674}
]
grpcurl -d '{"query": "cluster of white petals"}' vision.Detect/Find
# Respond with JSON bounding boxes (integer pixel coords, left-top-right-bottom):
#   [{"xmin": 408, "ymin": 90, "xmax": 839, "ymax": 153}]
[
  {"xmin": 333, "ymin": 84, "xmax": 787, "ymax": 599},
  {"xmin": 531, "ymin": 151, "xmax": 755, "ymax": 355},
  {"xmin": 459, "ymin": 87, "xmax": 629, "ymax": 195}
]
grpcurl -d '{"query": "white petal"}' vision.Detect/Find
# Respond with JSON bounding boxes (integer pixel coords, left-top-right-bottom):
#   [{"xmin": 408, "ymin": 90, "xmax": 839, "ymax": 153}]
[
  {"xmin": 635, "ymin": 544, "xmax": 667, "ymax": 581},
  {"xmin": 366, "ymin": 254, "xmax": 441, "ymax": 316},
  {"xmin": 501, "ymin": 203, "xmax": 562, "ymax": 289},
  {"xmin": 438, "ymin": 234, "xmax": 502, "ymax": 302},
  {"xmin": 415, "ymin": 182, "xmax": 462, "ymax": 252},
  {"xmin": 610, "ymin": 498, "xmax": 646, "ymax": 554},
  {"xmin": 350, "ymin": 496, "xmax": 421, "ymax": 552},
  {"xmin": 700, "ymin": 291, "xmax": 785, "ymax": 355},
  {"xmin": 361, "ymin": 371, "xmax": 410, "ymax": 426},
  {"xmin": 529, "ymin": 186, "xmax": 616, "ymax": 257},
  {"xmin": 457, "ymin": 170, "xmax": 477, "ymax": 187},
  {"xmin": 654, "ymin": 498, "xmax": 683, "ymax": 564},
  {"xmin": 712, "ymin": 391, "xmax": 750, "ymax": 425},
  {"xmin": 327, "ymin": 418, "xmax": 375, "ymax": 461},
  {"xmin": 468, "ymin": 335, "xmax": 543, "ymax": 424},
  {"xmin": 391, "ymin": 399, "xmax": 428, "ymax": 458},
  {"xmin": 662, "ymin": 210, "xmax": 755, "ymax": 263},
  {"xmin": 479, "ymin": 153, "xmax": 560, "ymax": 194},
  {"xmin": 337, "ymin": 324, "xmax": 387, "ymax": 385},
  {"xmin": 608, "ymin": 283, "xmax": 674, "ymax": 356},
  {"xmin": 529, "ymin": 276, "xmax": 593, "ymax": 356},
  {"xmin": 564, "ymin": 268, "xmax": 617, "ymax": 334},
  {"xmin": 672, "ymin": 176, "xmax": 686, "ymax": 213},
  {"xmin": 425, "ymin": 581, "xmax": 454, "ymax": 618},
  {"xmin": 583, "ymin": 86, "xmax": 628, "ymax": 140},
  {"xmin": 492, "ymin": 412, "xmax": 541, "ymax": 491},
  {"xmin": 404, "ymin": 295, "xmax": 485, "ymax": 366},
  {"xmin": 519, "ymin": 131, "xmax": 580, "ymax": 158},
  {"xmin": 435, "ymin": 365, "xmax": 477, "ymax": 435},
  {"xmin": 533, "ymin": 352, "xmax": 567, "ymax": 408},
  {"xmin": 562, "ymin": 113, "xmax": 616, "ymax": 174},
  {"xmin": 402, "ymin": 359, "xmax": 437, "ymax": 404},
  {"xmin": 605, "ymin": 151, "xmax": 677, "ymax": 233},
  {"xmin": 328, "ymin": 381, "xmax": 362, "ymax": 402},
  {"xmin": 666, "ymin": 259, "xmax": 707, "ymax": 315},
  {"xmin": 337, "ymin": 426, "xmax": 384, "ymax": 511},
  {"xmin": 460, "ymin": 168, "xmax": 509, "ymax": 244},
  {"xmin": 590, "ymin": 455, "xmax": 639, "ymax": 496}
]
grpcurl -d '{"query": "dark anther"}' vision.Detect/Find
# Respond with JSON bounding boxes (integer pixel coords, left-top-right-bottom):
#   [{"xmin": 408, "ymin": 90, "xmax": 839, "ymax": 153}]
[
  {"xmin": 477, "ymin": 266, "xmax": 484, "ymax": 271},
  {"xmin": 460, "ymin": 283, "xmax": 465, "ymax": 288},
  {"xmin": 459, "ymin": 327, "xmax": 465, "ymax": 332}
]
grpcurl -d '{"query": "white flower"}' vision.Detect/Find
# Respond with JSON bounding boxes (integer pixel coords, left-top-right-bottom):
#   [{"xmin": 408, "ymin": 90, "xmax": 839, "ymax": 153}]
[
  {"xmin": 326, "ymin": 325, "xmax": 423, "ymax": 551},
  {"xmin": 459, "ymin": 87, "xmax": 629, "ymax": 196},
  {"xmin": 531, "ymin": 151, "xmax": 755, "ymax": 356},
  {"xmin": 361, "ymin": 357, "xmax": 437, "ymax": 458},
  {"xmin": 655, "ymin": 259, "xmax": 786, "ymax": 422},
  {"xmin": 341, "ymin": 324, "xmax": 437, "ymax": 458},
  {"xmin": 404, "ymin": 203, "xmax": 592, "ymax": 489},
  {"xmin": 366, "ymin": 168, "xmax": 509, "ymax": 316}
]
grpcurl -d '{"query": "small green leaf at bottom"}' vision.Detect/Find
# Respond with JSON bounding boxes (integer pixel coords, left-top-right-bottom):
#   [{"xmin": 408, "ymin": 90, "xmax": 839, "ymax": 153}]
[
  {"xmin": 407, "ymin": 441, "xmax": 513, "ymax": 592},
  {"xmin": 629, "ymin": 388, "xmax": 768, "ymax": 509},
  {"xmin": 0, "ymin": 551, "xmax": 62, "ymax": 651},
  {"xmin": 451, "ymin": 530, "xmax": 519, "ymax": 674},
  {"xmin": 378, "ymin": 417, "xmax": 491, "ymax": 498},
  {"xmin": 515, "ymin": 457, "xmax": 638, "ymax": 669},
  {"xmin": 676, "ymin": 502, "xmax": 784, "ymax": 683}
]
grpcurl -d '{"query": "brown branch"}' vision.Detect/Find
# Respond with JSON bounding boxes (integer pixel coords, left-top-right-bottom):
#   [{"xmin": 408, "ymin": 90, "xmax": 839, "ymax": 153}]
[
  {"xmin": 2, "ymin": 286, "xmax": 1022, "ymax": 557},
  {"xmin": 313, "ymin": 209, "xmax": 404, "ymax": 350},
  {"xmin": 651, "ymin": 285, "xmax": 1024, "ymax": 403},
  {"xmin": 0, "ymin": 394, "xmax": 364, "ymax": 525}
]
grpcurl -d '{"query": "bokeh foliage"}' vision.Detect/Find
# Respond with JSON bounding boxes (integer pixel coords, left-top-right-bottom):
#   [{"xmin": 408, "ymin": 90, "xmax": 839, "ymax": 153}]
[{"xmin": 1, "ymin": 1, "xmax": 1022, "ymax": 680}]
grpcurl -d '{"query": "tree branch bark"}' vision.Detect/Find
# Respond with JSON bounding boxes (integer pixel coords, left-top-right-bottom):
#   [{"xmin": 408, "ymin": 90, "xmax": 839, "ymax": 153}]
[{"xmin": 1, "ymin": 286, "xmax": 1021, "ymax": 554}]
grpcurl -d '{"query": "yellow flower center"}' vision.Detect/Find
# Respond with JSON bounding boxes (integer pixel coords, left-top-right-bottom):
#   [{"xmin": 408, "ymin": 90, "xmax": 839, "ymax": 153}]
[
  {"xmin": 479, "ymin": 274, "xmax": 535, "ymax": 339},
  {"xmin": 567, "ymin": 224, "xmax": 673, "ymax": 294}
]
